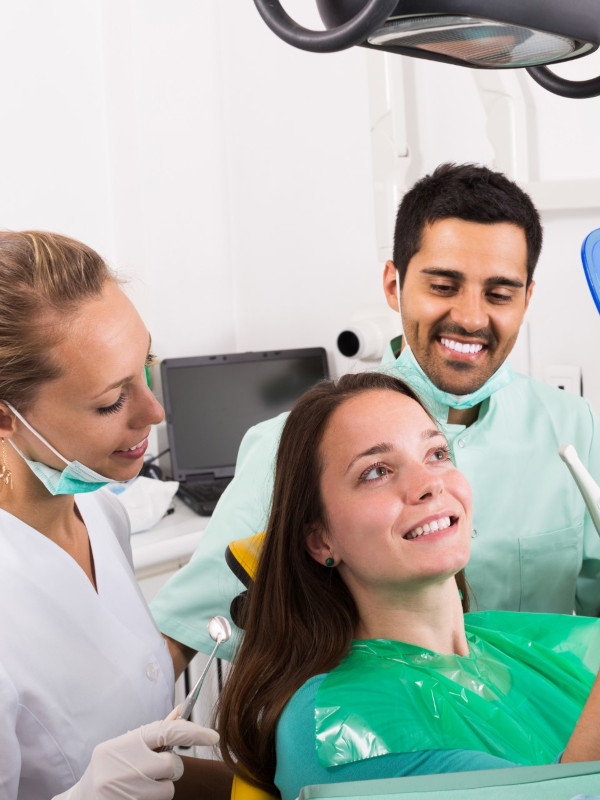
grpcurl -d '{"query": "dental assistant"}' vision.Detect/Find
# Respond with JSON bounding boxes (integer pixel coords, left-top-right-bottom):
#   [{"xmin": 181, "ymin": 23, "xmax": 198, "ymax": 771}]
[
  {"xmin": 0, "ymin": 231, "xmax": 216, "ymax": 800},
  {"xmin": 152, "ymin": 163, "xmax": 600, "ymax": 671}
]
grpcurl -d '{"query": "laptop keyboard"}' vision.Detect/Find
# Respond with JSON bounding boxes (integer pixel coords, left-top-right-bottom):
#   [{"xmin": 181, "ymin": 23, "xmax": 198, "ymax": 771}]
[
  {"xmin": 182, "ymin": 477, "xmax": 232, "ymax": 502},
  {"xmin": 177, "ymin": 476, "xmax": 233, "ymax": 516}
]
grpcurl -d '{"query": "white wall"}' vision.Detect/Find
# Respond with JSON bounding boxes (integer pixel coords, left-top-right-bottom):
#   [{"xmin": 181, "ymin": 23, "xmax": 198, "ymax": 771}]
[{"xmin": 2, "ymin": 0, "xmax": 600, "ymax": 413}]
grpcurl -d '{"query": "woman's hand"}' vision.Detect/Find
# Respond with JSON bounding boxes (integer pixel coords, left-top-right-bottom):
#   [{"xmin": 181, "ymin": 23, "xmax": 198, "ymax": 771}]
[{"xmin": 52, "ymin": 716, "xmax": 219, "ymax": 800}]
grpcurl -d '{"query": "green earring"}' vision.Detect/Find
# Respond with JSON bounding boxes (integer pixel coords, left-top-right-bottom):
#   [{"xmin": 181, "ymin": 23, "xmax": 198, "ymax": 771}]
[{"xmin": 325, "ymin": 557, "xmax": 334, "ymax": 567}]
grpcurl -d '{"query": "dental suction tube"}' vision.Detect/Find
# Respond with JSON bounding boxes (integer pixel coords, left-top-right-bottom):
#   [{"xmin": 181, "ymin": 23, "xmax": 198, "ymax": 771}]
[{"xmin": 559, "ymin": 444, "xmax": 600, "ymax": 538}]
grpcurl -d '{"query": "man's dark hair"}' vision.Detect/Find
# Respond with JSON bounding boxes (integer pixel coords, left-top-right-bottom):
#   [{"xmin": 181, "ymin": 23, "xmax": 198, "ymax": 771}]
[{"xmin": 393, "ymin": 163, "xmax": 543, "ymax": 288}]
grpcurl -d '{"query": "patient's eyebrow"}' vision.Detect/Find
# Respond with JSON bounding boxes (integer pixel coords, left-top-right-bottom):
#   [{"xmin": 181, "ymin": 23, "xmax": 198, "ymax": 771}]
[
  {"xmin": 344, "ymin": 429, "xmax": 442, "ymax": 474},
  {"xmin": 345, "ymin": 443, "xmax": 392, "ymax": 474}
]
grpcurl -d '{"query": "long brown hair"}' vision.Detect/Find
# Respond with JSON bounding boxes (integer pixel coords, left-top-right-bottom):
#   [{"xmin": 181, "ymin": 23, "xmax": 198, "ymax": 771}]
[{"xmin": 217, "ymin": 372, "xmax": 470, "ymax": 792}]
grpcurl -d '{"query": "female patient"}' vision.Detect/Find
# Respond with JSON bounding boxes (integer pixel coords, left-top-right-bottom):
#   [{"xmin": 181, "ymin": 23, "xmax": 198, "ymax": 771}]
[{"xmin": 218, "ymin": 371, "xmax": 600, "ymax": 799}]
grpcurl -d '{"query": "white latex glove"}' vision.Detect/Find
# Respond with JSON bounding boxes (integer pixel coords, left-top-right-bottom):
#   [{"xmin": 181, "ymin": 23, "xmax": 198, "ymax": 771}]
[{"xmin": 52, "ymin": 711, "xmax": 219, "ymax": 800}]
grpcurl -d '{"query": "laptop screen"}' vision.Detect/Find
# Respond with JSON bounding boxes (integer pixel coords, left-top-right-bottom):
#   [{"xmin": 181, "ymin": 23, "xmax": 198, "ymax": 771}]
[{"xmin": 161, "ymin": 348, "xmax": 329, "ymax": 482}]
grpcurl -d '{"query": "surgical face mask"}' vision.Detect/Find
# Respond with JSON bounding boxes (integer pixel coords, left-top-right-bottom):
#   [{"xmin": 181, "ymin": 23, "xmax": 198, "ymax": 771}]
[
  {"xmin": 5, "ymin": 401, "xmax": 117, "ymax": 495},
  {"xmin": 392, "ymin": 273, "xmax": 514, "ymax": 412},
  {"xmin": 397, "ymin": 345, "xmax": 514, "ymax": 411}
]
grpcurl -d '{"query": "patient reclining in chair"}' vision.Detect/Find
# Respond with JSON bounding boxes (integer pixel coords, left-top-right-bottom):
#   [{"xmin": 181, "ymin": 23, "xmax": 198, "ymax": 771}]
[{"xmin": 217, "ymin": 373, "xmax": 600, "ymax": 800}]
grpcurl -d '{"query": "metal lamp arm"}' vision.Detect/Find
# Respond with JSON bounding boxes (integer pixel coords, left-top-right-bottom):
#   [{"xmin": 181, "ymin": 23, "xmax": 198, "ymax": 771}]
[
  {"xmin": 252, "ymin": 0, "xmax": 399, "ymax": 53},
  {"xmin": 526, "ymin": 65, "xmax": 600, "ymax": 99}
]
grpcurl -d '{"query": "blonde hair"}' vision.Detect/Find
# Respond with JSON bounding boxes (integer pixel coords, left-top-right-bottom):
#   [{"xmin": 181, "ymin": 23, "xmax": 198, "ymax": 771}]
[{"xmin": 0, "ymin": 230, "xmax": 117, "ymax": 411}]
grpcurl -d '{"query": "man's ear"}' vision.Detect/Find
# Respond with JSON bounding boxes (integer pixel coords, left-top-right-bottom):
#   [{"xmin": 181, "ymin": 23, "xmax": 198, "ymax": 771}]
[
  {"xmin": 524, "ymin": 279, "xmax": 535, "ymax": 313},
  {"xmin": 305, "ymin": 525, "xmax": 333, "ymax": 566},
  {"xmin": 383, "ymin": 261, "xmax": 400, "ymax": 312}
]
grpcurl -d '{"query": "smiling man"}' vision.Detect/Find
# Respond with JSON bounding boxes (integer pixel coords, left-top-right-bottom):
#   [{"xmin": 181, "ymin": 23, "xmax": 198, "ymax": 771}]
[
  {"xmin": 391, "ymin": 219, "xmax": 531, "ymax": 396},
  {"xmin": 151, "ymin": 163, "xmax": 600, "ymax": 671},
  {"xmin": 377, "ymin": 163, "xmax": 600, "ymax": 619}
]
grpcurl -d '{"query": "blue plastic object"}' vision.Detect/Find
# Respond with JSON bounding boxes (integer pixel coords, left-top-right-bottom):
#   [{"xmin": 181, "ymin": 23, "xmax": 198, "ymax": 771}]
[{"xmin": 581, "ymin": 228, "xmax": 600, "ymax": 315}]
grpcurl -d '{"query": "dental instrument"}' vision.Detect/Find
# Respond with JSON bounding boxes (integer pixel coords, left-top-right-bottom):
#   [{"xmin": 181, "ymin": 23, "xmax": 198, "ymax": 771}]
[
  {"xmin": 559, "ymin": 444, "xmax": 600, "ymax": 538},
  {"xmin": 178, "ymin": 615, "xmax": 232, "ymax": 722},
  {"xmin": 157, "ymin": 615, "xmax": 231, "ymax": 751}
]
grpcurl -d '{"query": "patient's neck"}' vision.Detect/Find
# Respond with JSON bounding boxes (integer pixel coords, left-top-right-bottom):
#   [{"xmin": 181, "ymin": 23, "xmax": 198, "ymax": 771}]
[{"xmin": 354, "ymin": 582, "xmax": 468, "ymax": 656}]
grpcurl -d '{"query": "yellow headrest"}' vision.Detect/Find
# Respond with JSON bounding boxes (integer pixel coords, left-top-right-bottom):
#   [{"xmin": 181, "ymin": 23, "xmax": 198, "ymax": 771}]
[{"xmin": 225, "ymin": 532, "xmax": 266, "ymax": 588}]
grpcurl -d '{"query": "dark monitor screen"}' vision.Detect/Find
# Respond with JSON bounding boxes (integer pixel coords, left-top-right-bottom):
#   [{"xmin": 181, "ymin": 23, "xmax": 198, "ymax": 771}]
[{"xmin": 161, "ymin": 348, "xmax": 329, "ymax": 480}]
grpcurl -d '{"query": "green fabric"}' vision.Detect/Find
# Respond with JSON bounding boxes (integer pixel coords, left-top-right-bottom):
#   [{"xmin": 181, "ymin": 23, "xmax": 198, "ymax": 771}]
[
  {"xmin": 276, "ymin": 674, "xmax": 517, "ymax": 800},
  {"xmin": 380, "ymin": 343, "xmax": 516, "ymax": 412},
  {"xmin": 298, "ymin": 761, "xmax": 600, "ymax": 800},
  {"xmin": 150, "ymin": 342, "xmax": 600, "ymax": 659},
  {"xmin": 316, "ymin": 612, "xmax": 600, "ymax": 768}
]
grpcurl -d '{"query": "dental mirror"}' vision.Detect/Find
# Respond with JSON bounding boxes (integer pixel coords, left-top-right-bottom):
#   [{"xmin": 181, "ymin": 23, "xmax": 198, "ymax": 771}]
[
  {"xmin": 157, "ymin": 615, "xmax": 231, "ymax": 752},
  {"xmin": 178, "ymin": 615, "xmax": 232, "ymax": 722}
]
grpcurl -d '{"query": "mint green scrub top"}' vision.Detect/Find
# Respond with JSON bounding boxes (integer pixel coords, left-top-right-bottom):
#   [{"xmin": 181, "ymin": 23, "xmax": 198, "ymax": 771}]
[
  {"xmin": 150, "ymin": 341, "xmax": 600, "ymax": 659},
  {"xmin": 275, "ymin": 612, "xmax": 600, "ymax": 800}
]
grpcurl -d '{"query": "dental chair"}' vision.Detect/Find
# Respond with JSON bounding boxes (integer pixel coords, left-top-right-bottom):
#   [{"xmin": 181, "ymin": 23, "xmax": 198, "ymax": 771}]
[
  {"xmin": 230, "ymin": 775, "xmax": 276, "ymax": 800},
  {"xmin": 225, "ymin": 533, "xmax": 278, "ymax": 800}
]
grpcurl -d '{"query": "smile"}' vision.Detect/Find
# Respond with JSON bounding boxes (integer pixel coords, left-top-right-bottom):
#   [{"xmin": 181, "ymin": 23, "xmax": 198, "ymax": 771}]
[
  {"xmin": 116, "ymin": 437, "xmax": 147, "ymax": 453},
  {"xmin": 404, "ymin": 515, "xmax": 455, "ymax": 540},
  {"xmin": 440, "ymin": 337, "xmax": 484, "ymax": 355}
]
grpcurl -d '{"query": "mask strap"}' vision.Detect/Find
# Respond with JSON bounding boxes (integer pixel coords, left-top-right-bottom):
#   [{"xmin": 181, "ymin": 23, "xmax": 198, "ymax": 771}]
[
  {"xmin": 395, "ymin": 270, "xmax": 401, "ymax": 313},
  {"xmin": 3, "ymin": 401, "xmax": 69, "ymax": 466}
]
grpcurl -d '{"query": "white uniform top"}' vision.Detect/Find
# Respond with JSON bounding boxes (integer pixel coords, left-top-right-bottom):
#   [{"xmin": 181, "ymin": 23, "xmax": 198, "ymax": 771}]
[{"xmin": 0, "ymin": 490, "xmax": 174, "ymax": 800}]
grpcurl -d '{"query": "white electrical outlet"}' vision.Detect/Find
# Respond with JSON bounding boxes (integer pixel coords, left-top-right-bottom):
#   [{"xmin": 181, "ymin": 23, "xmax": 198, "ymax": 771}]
[{"xmin": 543, "ymin": 365, "xmax": 583, "ymax": 396}]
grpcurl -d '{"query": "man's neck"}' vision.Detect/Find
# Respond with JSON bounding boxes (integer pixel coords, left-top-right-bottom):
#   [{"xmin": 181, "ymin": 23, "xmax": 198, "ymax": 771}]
[
  {"xmin": 396, "ymin": 337, "xmax": 487, "ymax": 426},
  {"xmin": 447, "ymin": 405, "xmax": 480, "ymax": 427}
]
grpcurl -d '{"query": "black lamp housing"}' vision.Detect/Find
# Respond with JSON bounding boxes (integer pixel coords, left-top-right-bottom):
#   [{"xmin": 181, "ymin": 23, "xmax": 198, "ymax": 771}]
[{"xmin": 253, "ymin": 0, "xmax": 600, "ymax": 99}]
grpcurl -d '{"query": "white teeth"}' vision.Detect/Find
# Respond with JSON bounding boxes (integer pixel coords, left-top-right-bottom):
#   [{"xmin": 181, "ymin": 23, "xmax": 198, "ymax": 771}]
[
  {"xmin": 440, "ymin": 338, "xmax": 483, "ymax": 355},
  {"xmin": 405, "ymin": 516, "xmax": 452, "ymax": 540},
  {"xmin": 120, "ymin": 438, "xmax": 146, "ymax": 452}
]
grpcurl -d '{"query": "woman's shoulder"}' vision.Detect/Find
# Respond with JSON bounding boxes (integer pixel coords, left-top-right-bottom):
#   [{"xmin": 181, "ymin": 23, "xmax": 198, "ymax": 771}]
[
  {"xmin": 275, "ymin": 675, "xmax": 329, "ymax": 800},
  {"xmin": 281, "ymin": 674, "xmax": 328, "ymax": 723},
  {"xmin": 277, "ymin": 674, "xmax": 328, "ymax": 752}
]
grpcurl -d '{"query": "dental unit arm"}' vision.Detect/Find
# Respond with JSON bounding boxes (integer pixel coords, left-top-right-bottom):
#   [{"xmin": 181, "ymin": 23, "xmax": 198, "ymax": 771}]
[{"xmin": 559, "ymin": 444, "xmax": 600, "ymax": 538}]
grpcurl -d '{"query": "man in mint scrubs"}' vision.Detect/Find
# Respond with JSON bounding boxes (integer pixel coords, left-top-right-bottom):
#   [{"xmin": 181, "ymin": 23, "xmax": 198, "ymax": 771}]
[{"xmin": 152, "ymin": 163, "xmax": 600, "ymax": 671}]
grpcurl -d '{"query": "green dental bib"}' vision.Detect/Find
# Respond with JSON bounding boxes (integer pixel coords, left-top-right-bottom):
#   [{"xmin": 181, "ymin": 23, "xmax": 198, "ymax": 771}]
[{"xmin": 315, "ymin": 611, "xmax": 600, "ymax": 768}]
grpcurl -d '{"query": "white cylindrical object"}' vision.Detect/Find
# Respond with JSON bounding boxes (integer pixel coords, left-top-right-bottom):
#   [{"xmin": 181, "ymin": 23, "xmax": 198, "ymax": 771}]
[
  {"xmin": 337, "ymin": 320, "xmax": 388, "ymax": 360},
  {"xmin": 558, "ymin": 443, "xmax": 600, "ymax": 538},
  {"xmin": 336, "ymin": 306, "xmax": 400, "ymax": 362}
]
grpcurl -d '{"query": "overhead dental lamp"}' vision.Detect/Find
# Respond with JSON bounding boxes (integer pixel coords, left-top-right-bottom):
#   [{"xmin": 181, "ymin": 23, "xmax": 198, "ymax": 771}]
[{"xmin": 253, "ymin": 0, "xmax": 600, "ymax": 98}]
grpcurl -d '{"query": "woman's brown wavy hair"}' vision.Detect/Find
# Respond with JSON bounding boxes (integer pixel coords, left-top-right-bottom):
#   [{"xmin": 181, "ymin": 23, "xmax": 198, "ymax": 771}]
[{"xmin": 217, "ymin": 371, "xmax": 470, "ymax": 793}]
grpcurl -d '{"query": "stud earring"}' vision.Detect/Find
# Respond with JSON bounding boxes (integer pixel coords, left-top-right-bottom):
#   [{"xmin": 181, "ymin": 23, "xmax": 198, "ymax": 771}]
[
  {"xmin": 325, "ymin": 557, "xmax": 334, "ymax": 567},
  {"xmin": 0, "ymin": 438, "xmax": 12, "ymax": 489}
]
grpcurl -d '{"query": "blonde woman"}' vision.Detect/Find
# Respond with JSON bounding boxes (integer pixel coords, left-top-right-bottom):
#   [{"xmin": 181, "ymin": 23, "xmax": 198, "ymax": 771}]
[{"xmin": 0, "ymin": 232, "xmax": 217, "ymax": 800}]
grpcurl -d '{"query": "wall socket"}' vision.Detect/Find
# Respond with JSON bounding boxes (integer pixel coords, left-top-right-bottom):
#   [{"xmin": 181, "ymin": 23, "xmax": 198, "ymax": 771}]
[{"xmin": 543, "ymin": 364, "xmax": 583, "ymax": 396}]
